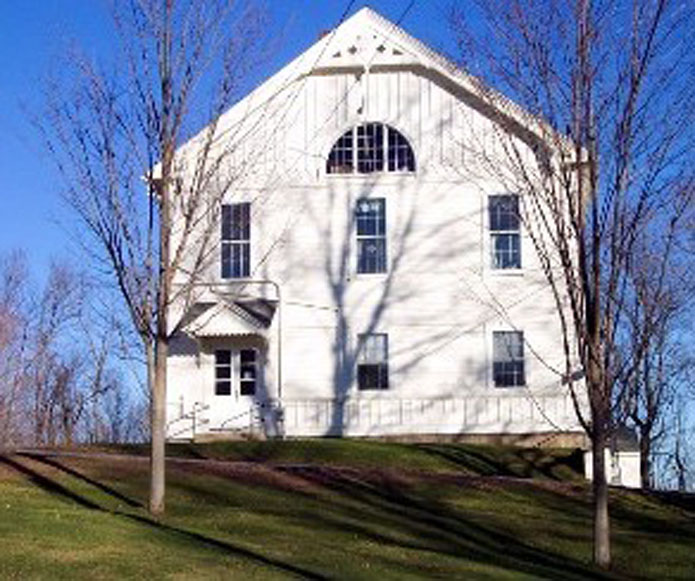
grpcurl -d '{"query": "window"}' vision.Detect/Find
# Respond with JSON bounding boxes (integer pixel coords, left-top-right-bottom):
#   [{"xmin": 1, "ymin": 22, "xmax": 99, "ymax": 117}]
[
  {"xmin": 489, "ymin": 195, "xmax": 521, "ymax": 269},
  {"xmin": 357, "ymin": 334, "xmax": 389, "ymax": 390},
  {"xmin": 327, "ymin": 123, "xmax": 415, "ymax": 174},
  {"xmin": 239, "ymin": 349, "xmax": 257, "ymax": 396},
  {"xmin": 326, "ymin": 130, "xmax": 354, "ymax": 174},
  {"xmin": 356, "ymin": 198, "xmax": 387, "ymax": 274},
  {"xmin": 221, "ymin": 203, "xmax": 250, "ymax": 278},
  {"xmin": 387, "ymin": 126, "xmax": 415, "ymax": 172},
  {"xmin": 492, "ymin": 331, "xmax": 525, "ymax": 387},
  {"xmin": 215, "ymin": 350, "xmax": 232, "ymax": 395}
]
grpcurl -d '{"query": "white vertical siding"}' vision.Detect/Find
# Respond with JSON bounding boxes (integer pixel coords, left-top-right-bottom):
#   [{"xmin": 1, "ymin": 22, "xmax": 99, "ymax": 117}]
[{"xmin": 167, "ymin": 60, "xmax": 584, "ymax": 440}]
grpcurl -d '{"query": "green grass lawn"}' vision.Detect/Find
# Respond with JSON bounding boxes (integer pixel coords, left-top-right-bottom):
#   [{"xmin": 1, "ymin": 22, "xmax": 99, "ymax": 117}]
[{"xmin": 0, "ymin": 441, "xmax": 693, "ymax": 579}]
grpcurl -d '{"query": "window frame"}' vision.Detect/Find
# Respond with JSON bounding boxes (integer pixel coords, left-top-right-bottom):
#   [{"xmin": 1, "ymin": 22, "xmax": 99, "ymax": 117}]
[
  {"xmin": 221, "ymin": 202, "xmax": 251, "ymax": 279},
  {"xmin": 214, "ymin": 348, "xmax": 259, "ymax": 397},
  {"xmin": 214, "ymin": 349, "xmax": 233, "ymax": 396},
  {"xmin": 488, "ymin": 194, "xmax": 522, "ymax": 271},
  {"xmin": 491, "ymin": 330, "xmax": 526, "ymax": 388},
  {"xmin": 357, "ymin": 333, "xmax": 389, "ymax": 391},
  {"xmin": 355, "ymin": 197, "xmax": 387, "ymax": 275},
  {"xmin": 326, "ymin": 123, "xmax": 415, "ymax": 175},
  {"xmin": 238, "ymin": 348, "xmax": 258, "ymax": 396}
]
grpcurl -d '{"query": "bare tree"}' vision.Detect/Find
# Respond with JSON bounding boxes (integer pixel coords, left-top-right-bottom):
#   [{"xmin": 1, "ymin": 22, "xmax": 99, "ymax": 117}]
[
  {"xmin": 0, "ymin": 251, "xmax": 30, "ymax": 447},
  {"xmin": 29, "ymin": 263, "xmax": 83, "ymax": 446},
  {"xmin": 672, "ymin": 399, "xmax": 693, "ymax": 492},
  {"xmin": 616, "ymin": 186, "xmax": 694, "ymax": 488},
  {"xmin": 0, "ymin": 253, "xmax": 136, "ymax": 449},
  {"xmin": 26, "ymin": 263, "xmax": 122, "ymax": 447},
  {"xmin": 451, "ymin": 0, "xmax": 695, "ymax": 567},
  {"xmin": 41, "ymin": 0, "xmax": 266, "ymax": 514}
]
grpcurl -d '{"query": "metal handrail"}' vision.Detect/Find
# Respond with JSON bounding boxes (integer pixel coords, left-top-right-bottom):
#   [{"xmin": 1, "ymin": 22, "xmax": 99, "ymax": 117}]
[
  {"xmin": 217, "ymin": 403, "xmax": 261, "ymax": 430},
  {"xmin": 166, "ymin": 401, "xmax": 211, "ymax": 440},
  {"xmin": 166, "ymin": 401, "xmax": 209, "ymax": 427},
  {"xmin": 169, "ymin": 423, "xmax": 196, "ymax": 439}
]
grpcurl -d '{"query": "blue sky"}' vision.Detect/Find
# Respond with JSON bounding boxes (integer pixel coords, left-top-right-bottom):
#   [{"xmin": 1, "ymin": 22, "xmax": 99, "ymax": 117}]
[{"xmin": 0, "ymin": 1, "xmax": 452, "ymax": 280}]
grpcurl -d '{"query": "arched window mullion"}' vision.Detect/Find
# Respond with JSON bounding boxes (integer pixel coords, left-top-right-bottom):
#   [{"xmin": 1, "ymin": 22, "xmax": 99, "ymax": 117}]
[
  {"xmin": 351, "ymin": 127, "xmax": 357, "ymax": 173},
  {"xmin": 326, "ymin": 123, "xmax": 415, "ymax": 175}
]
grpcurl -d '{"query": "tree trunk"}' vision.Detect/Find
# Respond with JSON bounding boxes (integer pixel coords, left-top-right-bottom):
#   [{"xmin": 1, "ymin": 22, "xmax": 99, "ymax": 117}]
[
  {"xmin": 148, "ymin": 338, "xmax": 166, "ymax": 516},
  {"xmin": 34, "ymin": 382, "xmax": 43, "ymax": 446},
  {"xmin": 592, "ymin": 422, "xmax": 611, "ymax": 568},
  {"xmin": 63, "ymin": 411, "xmax": 73, "ymax": 448},
  {"xmin": 639, "ymin": 433, "xmax": 651, "ymax": 490},
  {"xmin": 150, "ymin": 0, "xmax": 174, "ymax": 515}
]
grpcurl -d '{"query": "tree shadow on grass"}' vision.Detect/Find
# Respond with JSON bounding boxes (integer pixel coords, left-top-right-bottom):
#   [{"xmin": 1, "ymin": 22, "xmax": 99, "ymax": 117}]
[
  {"xmin": 18, "ymin": 453, "xmax": 143, "ymax": 508},
  {"xmin": 0, "ymin": 455, "xmax": 103, "ymax": 510},
  {"xmin": 0, "ymin": 454, "xmax": 326, "ymax": 580},
  {"xmin": 644, "ymin": 489, "xmax": 695, "ymax": 515},
  {"xmin": 422, "ymin": 444, "xmax": 517, "ymax": 476},
  {"xmin": 273, "ymin": 465, "xmax": 613, "ymax": 580},
  {"xmin": 414, "ymin": 444, "xmax": 584, "ymax": 481},
  {"xmin": 606, "ymin": 489, "xmax": 695, "ymax": 540},
  {"xmin": 165, "ymin": 442, "xmax": 210, "ymax": 460}
]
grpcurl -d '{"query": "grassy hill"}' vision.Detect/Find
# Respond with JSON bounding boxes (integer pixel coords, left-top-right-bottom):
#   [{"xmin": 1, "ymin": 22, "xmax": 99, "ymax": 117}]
[{"xmin": 0, "ymin": 441, "xmax": 693, "ymax": 579}]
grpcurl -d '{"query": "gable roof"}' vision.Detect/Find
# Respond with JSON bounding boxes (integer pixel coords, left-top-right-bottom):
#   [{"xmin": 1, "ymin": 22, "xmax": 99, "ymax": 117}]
[
  {"xmin": 193, "ymin": 7, "xmax": 567, "ymax": 159},
  {"xmin": 183, "ymin": 299, "xmax": 275, "ymax": 338}
]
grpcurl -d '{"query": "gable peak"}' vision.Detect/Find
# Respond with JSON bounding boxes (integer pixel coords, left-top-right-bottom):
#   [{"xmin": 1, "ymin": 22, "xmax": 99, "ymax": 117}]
[{"xmin": 315, "ymin": 6, "xmax": 418, "ymax": 69}]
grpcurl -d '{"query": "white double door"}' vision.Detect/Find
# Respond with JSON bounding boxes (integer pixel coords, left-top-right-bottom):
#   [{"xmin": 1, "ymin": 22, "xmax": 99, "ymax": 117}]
[{"xmin": 209, "ymin": 347, "xmax": 260, "ymax": 430}]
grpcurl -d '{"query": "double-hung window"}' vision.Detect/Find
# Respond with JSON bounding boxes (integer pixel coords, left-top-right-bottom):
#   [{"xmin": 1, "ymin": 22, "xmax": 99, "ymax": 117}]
[
  {"xmin": 492, "ymin": 331, "xmax": 525, "ymax": 387},
  {"xmin": 356, "ymin": 198, "xmax": 387, "ymax": 274},
  {"xmin": 221, "ymin": 203, "xmax": 250, "ymax": 278},
  {"xmin": 489, "ymin": 195, "xmax": 521, "ymax": 269},
  {"xmin": 357, "ymin": 333, "xmax": 389, "ymax": 390}
]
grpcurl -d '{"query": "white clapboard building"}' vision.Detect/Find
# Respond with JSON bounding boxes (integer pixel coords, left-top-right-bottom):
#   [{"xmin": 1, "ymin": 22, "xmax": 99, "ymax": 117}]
[{"xmin": 166, "ymin": 7, "xmax": 589, "ymax": 452}]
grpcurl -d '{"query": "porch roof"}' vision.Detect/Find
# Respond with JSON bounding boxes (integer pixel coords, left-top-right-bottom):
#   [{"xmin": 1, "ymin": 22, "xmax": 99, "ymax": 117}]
[{"xmin": 183, "ymin": 299, "xmax": 275, "ymax": 338}]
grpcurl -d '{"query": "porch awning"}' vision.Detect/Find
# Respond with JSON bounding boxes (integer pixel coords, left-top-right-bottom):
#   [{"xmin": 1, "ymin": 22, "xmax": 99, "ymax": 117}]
[{"xmin": 183, "ymin": 299, "xmax": 275, "ymax": 338}]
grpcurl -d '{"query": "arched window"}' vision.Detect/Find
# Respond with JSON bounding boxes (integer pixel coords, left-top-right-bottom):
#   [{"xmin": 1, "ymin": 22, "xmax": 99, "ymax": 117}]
[{"xmin": 326, "ymin": 123, "xmax": 415, "ymax": 174}]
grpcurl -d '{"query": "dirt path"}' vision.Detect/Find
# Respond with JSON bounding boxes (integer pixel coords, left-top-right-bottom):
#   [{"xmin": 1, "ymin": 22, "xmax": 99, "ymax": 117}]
[{"xmin": 5, "ymin": 447, "xmax": 589, "ymax": 497}]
